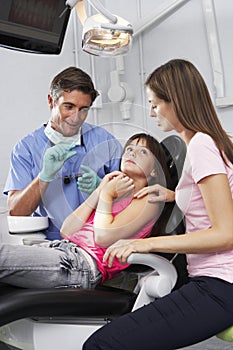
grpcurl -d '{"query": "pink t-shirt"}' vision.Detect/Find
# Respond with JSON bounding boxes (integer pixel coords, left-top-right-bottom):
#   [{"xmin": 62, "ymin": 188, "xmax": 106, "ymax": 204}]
[
  {"xmin": 176, "ymin": 132, "xmax": 233, "ymax": 282},
  {"xmin": 68, "ymin": 197, "xmax": 155, "ymax": 282}
]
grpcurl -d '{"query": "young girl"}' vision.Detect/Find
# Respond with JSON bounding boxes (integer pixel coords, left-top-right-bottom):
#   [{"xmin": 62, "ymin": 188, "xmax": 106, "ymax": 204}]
[
  {"xmin": 83, "ymin": 59, "xmax": 233, "ymax": 349},
  {"xmin": 0, "ymin": 133, "xmax": 170, "ymax": 289}
]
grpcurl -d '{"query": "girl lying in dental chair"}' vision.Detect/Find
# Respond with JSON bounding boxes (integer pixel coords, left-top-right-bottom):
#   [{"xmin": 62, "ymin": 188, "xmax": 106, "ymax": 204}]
[{"xmin": 0, "ymin": 133, "xmax": 171, "ymax": 289}]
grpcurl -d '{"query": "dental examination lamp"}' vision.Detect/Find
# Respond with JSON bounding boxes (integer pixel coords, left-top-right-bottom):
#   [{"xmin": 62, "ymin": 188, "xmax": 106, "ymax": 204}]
[{"xmin": 65, "ymin": 0, "xmax": 133, "ymax": 56}]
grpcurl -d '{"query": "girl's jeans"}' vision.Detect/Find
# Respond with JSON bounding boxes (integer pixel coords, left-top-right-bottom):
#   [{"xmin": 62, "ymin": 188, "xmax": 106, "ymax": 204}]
[{"xmin": 0, "ymin": 240, "xmax": 101, "ymax": 289}]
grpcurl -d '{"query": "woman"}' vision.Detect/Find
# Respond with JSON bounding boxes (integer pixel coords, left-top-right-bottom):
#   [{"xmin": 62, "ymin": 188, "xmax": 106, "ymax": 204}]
[
  {"xmin": 83, "ymin": 59, "xmax": 233, "ymax": 349},
  {"xmin": 0, "ymin": 133, "xmax": 170, "ymax": 289}
]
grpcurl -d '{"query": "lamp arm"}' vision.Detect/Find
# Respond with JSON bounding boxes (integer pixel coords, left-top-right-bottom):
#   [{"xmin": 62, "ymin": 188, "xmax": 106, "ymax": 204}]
[
  {"xmin": 66, "ymin": 0, "xmax": 81, "ymax": 8},
  {"xmin": 66, "ymin": 0, "xmax": 133, "ymax": 34},
  {"xmin": 101, "ymin": 22, "xmax": 134, "ymax": 34},
  {"xmin": 65, "ymin": 0, "xmax": 118, "ymax": 25},
  {"xmin": 87, "ymin": 0, "xmax": 117, "ymax": 24}
]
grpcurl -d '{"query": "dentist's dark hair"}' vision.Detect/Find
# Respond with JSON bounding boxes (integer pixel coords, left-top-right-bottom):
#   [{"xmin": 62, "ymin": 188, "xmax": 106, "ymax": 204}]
[{"xmin": 50, "ymin": 66, "xmax": 99, "ymax": 104}]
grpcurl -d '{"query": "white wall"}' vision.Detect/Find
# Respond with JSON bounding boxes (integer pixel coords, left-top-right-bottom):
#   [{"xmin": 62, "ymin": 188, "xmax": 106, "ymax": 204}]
[
  {"xmin": 0, "ymin": 12, "xmax": 76, "ymax": 206},
  {"xmin": 0, "ymin": 0, "xmax": 233, "ymax": 207}
]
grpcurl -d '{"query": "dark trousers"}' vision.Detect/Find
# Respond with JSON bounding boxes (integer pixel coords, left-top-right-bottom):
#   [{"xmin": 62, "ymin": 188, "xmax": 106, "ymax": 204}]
[{"xmin": 83, "ymin": 276, "xmax": 233, "ymax": 350}]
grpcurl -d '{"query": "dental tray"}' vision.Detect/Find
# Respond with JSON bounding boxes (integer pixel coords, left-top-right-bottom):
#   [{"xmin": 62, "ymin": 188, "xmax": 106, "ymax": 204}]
[{"xmin": 7, "ymin": 216, "xmax": 49, "ymax": 233}]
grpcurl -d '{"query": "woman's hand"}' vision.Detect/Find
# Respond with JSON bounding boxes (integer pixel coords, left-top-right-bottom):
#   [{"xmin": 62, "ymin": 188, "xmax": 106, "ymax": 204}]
[
  {"xmin": 134, "ymin": 184, "xmax": 175, "ymax": 203},
  {"xmin": 103, "ymin": 238, "xmax": 152, "ymax": 267}
]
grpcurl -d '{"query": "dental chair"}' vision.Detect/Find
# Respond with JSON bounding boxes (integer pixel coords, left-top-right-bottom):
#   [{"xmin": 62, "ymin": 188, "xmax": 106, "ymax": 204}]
[{"xmin": 0, "ymin": 135, "xmax": 187, "ymax": 350}]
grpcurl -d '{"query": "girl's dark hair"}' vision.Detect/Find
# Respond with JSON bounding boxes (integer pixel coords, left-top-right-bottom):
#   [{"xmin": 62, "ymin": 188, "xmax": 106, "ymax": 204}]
[
  {"xmin": 123, "ymin": 133, "xmax": 177, "ymax": 238},
  {"xmin": 122, "ymin": 133, "xmax": 172, "ymax": 189}
]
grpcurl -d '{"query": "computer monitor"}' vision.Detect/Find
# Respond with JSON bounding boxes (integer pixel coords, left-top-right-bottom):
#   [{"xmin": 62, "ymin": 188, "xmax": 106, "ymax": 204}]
[{"xmin": 0, "ymin": 0, "xmax": 71, "ymax": 55}]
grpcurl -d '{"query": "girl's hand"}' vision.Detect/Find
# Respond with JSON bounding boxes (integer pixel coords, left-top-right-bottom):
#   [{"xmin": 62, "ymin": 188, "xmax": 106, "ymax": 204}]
[
  {"xmin": 103, "ymin": 238, "xmax": 152, "ymax": 267},
  {"xmin": 97, "ymin": 171, "xmax": 122, "ymax": 191},
  {"xmin": 134, "ymin": 184, "xmax": 175, "ymax": 203},
  {"xmin": 101, "ymin": 174, "xmax": 134, "ymax": 200}
]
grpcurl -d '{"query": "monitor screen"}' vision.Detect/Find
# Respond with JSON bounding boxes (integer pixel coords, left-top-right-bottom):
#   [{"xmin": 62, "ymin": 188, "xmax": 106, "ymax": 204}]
[{"xmin": 0, "ymin": 0, "xmax": 71, "ymax": 54}]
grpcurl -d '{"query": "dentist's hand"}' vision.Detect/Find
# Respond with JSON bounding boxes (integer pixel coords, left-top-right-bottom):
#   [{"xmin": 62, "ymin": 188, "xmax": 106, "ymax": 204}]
[
  {"xmin": 77, "ymin": 165, "xmax": 101, "ymax": 194},
  {"xmin": 39, "ymin": 143, "xmax": 76, "ymax": 182}
]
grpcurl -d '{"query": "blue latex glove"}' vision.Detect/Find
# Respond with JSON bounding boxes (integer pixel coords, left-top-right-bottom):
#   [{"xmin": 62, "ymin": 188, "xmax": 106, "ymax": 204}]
[
  {"xmin": 77, "ymin": 165, "xmax": 101, "ymax": 194},
  {"xmin": 39, "ymin": 143, "xmax": 76, "ymax": 182}
]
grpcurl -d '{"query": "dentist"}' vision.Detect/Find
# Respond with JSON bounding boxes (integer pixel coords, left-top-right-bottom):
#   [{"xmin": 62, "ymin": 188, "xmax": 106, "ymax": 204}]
[{"xmin": 4, "ymin": 67, "xmax": 122, "ymax": 240}]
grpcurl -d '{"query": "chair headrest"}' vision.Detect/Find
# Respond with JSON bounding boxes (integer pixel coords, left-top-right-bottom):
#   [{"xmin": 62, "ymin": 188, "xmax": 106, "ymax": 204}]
[{"xmin": 160, "ymin": 135, "xmax": 186, "ymax": 190}]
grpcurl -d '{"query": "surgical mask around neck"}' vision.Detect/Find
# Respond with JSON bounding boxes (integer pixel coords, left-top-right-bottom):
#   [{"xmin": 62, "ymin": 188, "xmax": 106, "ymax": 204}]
[{"xmin": 44, "ymin": 121, "xmax": 81, "ymax": 145}]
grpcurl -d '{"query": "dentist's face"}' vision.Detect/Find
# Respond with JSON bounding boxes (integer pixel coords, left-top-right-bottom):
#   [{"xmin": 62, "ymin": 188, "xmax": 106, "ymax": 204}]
[
  {"xmin": 146, "ymin": 87, "xmax": 181, "ymax": 132},
  {"xmin": 48, "ymin": 90, "xmax": 92, "ymax": 137}
]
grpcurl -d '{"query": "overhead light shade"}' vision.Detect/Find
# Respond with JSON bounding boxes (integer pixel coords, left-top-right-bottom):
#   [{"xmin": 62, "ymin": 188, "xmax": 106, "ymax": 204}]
[{"xmin": 82, "ymin": 14, "xmax": 133, "ymax": 56}]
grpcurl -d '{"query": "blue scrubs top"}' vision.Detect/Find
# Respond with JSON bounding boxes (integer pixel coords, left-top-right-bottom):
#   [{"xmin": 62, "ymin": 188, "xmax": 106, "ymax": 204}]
[{"xmin": 4, "ymin": 123, "xmax": 122, "ymax": 240}]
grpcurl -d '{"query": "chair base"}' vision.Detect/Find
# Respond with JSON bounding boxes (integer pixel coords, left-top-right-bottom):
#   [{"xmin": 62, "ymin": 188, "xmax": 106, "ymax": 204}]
[{"xmin": 0, "ymin": 318, "xmax": 105, "ymax": 350}]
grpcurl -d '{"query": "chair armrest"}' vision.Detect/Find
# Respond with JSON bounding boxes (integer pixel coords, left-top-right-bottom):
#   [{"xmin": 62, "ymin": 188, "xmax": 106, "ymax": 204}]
[
  {"xmin": 128, "ymin": 253, "xmax": 177, "ymax": 283},
  {"xmin": 127, "ymin": 253, "xmax": 177, "ymax": 310}
]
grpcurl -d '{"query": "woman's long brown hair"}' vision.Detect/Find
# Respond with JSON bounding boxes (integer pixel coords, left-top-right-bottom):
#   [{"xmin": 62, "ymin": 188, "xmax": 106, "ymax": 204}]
[{"xmin": 146, "ymin": 59, "xmax": 233, "ymax": 164}]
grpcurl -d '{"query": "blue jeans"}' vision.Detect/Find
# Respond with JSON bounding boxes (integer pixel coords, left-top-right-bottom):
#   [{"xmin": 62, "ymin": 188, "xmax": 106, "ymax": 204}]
[
  {"xmin": 0, "ymin": 240, "xmax": 101, "ymax": 289},
  {"xmin": 83, "ymin": 276, "xmax": 233, "ymax": 349}
]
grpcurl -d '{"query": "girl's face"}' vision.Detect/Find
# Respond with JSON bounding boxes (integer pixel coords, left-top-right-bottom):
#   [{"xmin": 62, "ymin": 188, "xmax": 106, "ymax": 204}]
[
  {"xmin": 121, "ymin": 139, "xmax": 156, "ymax": 180},
  {"xmin": 146, "ymin": 87, "xmax": 182, "ymax": 133}
]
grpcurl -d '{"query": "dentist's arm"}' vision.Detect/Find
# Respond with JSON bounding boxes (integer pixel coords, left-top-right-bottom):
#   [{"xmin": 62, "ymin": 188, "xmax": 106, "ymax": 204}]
[
  {"xmin": 8, "ymin": 143, "xmax": 76, "ymax": 216},
  {"xmin": 8, "ymin": 178, "xmax": 48, "ymax": 216}
]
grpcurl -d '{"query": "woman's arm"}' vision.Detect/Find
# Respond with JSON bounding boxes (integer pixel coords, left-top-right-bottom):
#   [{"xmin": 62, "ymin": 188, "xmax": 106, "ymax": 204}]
[
  {"xmin": 94, "ymin": 175, "xmax": 161, "ymax": 247},
  {"xmin": 104, "ymin": 173, "xmax": 233, "ymax": 267}
]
